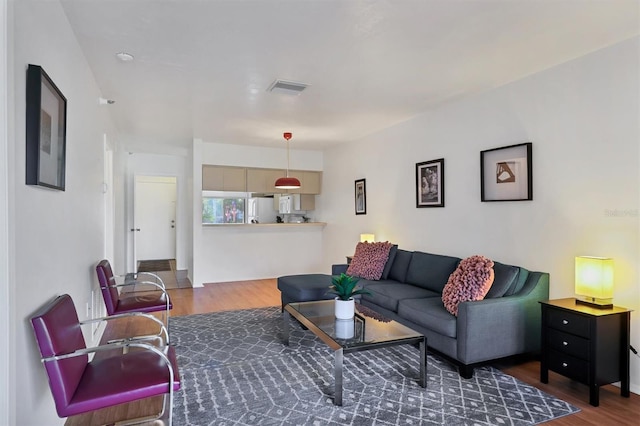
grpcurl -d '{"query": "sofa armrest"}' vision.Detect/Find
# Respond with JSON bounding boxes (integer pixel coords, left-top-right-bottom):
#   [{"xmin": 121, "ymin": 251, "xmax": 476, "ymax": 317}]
[
  {"xmin": 332, "ymin": 264, "xmax": 349, "ymax": 275},
  {"xmin": 456, "ymin": 271, "xmax": 549, "ymax": 364}
]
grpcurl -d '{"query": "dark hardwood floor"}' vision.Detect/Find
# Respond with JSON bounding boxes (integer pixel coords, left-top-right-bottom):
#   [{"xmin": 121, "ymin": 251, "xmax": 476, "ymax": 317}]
[{"xmin": 66, "ymin": 279, "xmax": 640, "ymax": 425}]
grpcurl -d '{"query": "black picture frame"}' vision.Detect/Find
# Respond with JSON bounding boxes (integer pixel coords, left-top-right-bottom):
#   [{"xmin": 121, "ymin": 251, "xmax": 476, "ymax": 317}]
[
  {"xmin": 416, "ymin": 158, "xmax": 444, "ymax": 208},
  {"xmin": 355, "ymin": 178, "xmax": 366, "ymax": 215},
  {"xmin": 480, "ymin": 142, "xmax": 532, "ymax": 202},
  {"xmin": 26, "ymin": 64, "xmax": 67, "ymax": 191}
]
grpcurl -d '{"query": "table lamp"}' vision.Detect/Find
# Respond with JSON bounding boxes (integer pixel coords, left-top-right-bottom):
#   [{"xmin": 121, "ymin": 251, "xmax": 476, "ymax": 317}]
[
  {"xmin": 360, "ymin": 234, "xmax": 375, "ymax": 243},
  {"xmin": 575, "ymin": 256, "xmax": 614, "ymax": 309}
]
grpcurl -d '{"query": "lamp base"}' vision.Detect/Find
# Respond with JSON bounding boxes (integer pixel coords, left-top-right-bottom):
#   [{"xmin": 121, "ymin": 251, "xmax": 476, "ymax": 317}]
[{"xmin": 575, "ymin": 296, "xmax": 613, "ymax": 309}]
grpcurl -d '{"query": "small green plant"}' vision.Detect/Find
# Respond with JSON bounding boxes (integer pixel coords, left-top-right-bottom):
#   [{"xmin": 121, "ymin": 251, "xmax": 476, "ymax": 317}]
[{"xmin": 328, "ymin": 273, "xmax": 371, "ymax": 301}]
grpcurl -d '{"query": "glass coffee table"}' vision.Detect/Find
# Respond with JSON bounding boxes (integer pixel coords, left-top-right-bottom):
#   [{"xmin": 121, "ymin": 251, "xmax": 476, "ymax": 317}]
[{"xmin": 283, "ymin": 300, "xmax": 426, "ymax": 406}]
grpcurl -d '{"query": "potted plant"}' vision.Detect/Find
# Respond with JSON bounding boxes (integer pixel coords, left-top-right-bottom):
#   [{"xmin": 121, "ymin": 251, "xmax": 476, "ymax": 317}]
[{"xmin": 328, "ymin": 273, "xmax": 371, "ymax": 319}]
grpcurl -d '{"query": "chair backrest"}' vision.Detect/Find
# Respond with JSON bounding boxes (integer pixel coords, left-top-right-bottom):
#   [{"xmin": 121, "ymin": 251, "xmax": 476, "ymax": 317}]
[
  {"xmin": 30, "ymin": 294, "xmax": 88, "ymax": 417},
  {"xmin": 96, "ymin": 259, "xmax": 120, "ymax": 315}
]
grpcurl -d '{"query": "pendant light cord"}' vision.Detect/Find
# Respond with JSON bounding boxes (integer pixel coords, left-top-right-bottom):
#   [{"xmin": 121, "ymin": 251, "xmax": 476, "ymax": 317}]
[{"xmin": 286, "ymin": 140, "xmax": 290, "ymax": 177}]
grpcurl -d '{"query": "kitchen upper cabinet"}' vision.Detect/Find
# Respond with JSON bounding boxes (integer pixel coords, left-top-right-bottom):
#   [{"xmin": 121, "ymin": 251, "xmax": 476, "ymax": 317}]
[
  {"xmin": 202, "ymin": 165, "xmax": 247, "ymax": 191},
  {"xmin": 303, "ymin": 171, "xmax": 322, "ymax": 194},
  {"xmin": 202, "ymin": 166, "xmax": 321, "ymax": 194},
  {"xmin": 247, "ymin": 168, "xmax": 284, "ymax": 193},
  {"xmin": 287, "ymin": 171, "xmax": 322, "ymax": 195}
]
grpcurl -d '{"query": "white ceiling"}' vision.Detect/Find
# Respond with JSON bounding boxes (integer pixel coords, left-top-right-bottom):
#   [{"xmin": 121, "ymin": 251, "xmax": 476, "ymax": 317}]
[{"xmin": 59, "ymin": 0, "xmax": 639, "ymax": 151}]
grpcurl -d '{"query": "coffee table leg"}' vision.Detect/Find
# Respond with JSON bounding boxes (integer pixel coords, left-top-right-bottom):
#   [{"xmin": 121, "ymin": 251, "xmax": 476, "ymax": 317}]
[
  {"xmin": 334, "ymin": 348, "xmax": 343, "ymax": 406},
  {"xmin": 283, "ymin": 310, "xmax": 290, "ymax": 346},
  {"xmin": 419, "ymin": 337, "xmax": 426, "ymax": 387}
]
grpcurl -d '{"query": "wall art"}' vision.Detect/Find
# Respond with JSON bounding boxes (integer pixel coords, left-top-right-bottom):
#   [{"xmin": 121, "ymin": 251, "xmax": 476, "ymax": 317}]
[
  {"xmin": 355, "ymin": 178, "xmax": 366, "ymax": 215},
  {"xmin": 26, "ymin": 64, "xmax": 67, "ymax": 191},
  {"xmin": 416, "ymin": 158, "xmax": 444, "ymax": 208},
  {"xmin": 480, "ymin": 142, "xmax": 532, "ymax": 201}
]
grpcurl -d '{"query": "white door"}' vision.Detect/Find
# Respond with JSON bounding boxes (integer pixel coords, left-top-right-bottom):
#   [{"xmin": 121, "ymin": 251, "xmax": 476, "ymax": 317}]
[{"xmin": 134, "ymin": 176, "xmax": 177, "ymax": 261}]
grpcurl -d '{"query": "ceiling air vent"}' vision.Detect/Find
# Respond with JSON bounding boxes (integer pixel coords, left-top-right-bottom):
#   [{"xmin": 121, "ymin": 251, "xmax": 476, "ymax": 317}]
[{"xmin": 267, "ymin": 79, "xmax": 308, "ymax": 95}]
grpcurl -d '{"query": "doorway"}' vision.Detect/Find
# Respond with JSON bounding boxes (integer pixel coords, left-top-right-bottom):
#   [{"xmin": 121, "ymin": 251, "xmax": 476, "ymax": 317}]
[{"xmin": 133, "ymin": 175, "xmax": 177, "ymax": 266}]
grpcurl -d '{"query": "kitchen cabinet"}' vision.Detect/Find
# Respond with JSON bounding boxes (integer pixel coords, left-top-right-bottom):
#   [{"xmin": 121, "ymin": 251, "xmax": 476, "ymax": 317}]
[
  {"xmin": 286, "ymin": 170, "xmax": 322, "ymax": 194},
  {"xmin": 202, "ymin": 165, "xmax": 321, "ymax": 194},
  {"xmin": 246, "ymin": 168, "xmax": 284, "ymax": 193},
  {"xmin": 202, "ymin": 166, "xmax": 246, "ymax": 191},
  {"xmin": 299, "ymin": 194, "xmax": 315, "ymax": 210},
  {"xmin": 539, "ymin": 298, "xmax": 631, "ymax": 407}
]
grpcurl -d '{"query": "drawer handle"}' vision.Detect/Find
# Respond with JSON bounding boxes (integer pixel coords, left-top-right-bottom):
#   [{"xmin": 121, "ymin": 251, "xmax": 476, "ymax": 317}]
[
  {"xmin": 563, "ymin": 341, "xmax": 568, "ymax": 346},
  {"xmin": 562, "ymin": 319, "xmax": 569, "ymax": 325},
  {"xmin": 562, "ymin": 362, "xmax": 568, "ymax": 368}
]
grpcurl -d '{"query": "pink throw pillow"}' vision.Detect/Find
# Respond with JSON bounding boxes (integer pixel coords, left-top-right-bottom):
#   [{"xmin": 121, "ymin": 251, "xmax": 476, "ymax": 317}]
[
  {"xmin": 346, "ymin": 242, "xmax": 393, "ymax": 280},
  {"xmin": 442, "ymin": 255, "xmax": 495, "ymax": 316}
]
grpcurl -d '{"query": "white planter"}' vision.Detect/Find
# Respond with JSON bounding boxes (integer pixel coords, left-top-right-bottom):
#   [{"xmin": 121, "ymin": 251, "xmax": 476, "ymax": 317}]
[
  {"xmin": 334, "ymin": 297, "xmax": 355, "ymax": 320},
  {"xmin": 335, "ymin": 318, "xmax": 355, "ymax": 339}
]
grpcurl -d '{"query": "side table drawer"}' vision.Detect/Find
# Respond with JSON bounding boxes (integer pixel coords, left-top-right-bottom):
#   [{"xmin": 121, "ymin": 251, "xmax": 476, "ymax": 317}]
[
  {"xmin": 547, "ymin": 309, "xmax": 590, "ymax": 338},
  {"xmin": 548, "ymin": 329, "xmax": 590, "ymax": 360},
  {"xmin": 548, "ymin": 349, "xmax": 589, "ymax": 383}
]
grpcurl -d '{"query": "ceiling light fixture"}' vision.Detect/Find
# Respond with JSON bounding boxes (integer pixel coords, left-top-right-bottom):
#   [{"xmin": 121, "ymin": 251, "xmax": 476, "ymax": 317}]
[
  {"xmin": 274, "ymin": 132, "xmax": 301, "ymax": 190},
  {"xmin": 115, "ymin": 52, "xmax": 134, "ymax": 62}
]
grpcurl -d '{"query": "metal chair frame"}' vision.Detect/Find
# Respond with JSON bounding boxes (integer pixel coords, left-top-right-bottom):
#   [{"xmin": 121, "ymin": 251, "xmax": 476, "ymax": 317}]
[
  {"xmin": 97, "ymin": 260, "xmax": 172, "ymax": 340},
  {"xmin": 31, "ymin": 295, "xmax": 179, "ymax": 425}
]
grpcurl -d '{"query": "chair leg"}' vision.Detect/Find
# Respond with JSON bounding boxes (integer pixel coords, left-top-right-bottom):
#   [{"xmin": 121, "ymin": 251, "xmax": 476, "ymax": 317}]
[{"xmin": 109, "ymin": 390, "xmax": 173, "ymax": 426}]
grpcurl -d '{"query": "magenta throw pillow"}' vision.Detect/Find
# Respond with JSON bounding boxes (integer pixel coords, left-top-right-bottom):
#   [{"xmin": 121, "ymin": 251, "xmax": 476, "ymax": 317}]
[
  {"xmin": 442, "ymin": 255, "xmax": 495, "ymax": 316},
  {"xmin": 346, "ymin": 242, "xmax": 393, "ymax": 280}
]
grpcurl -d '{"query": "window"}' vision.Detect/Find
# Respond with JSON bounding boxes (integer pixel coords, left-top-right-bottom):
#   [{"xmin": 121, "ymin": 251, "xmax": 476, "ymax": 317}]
[{"xmin": 202, "ymin": 197, "xmax": 245, "ymax": 224}]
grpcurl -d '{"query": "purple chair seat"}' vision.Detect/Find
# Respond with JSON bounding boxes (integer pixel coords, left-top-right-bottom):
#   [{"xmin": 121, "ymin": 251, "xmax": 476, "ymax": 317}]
[
  {"xmin": 96, "ymin": 260, "xmax": 172, "ymax": 335},
  {"xmin": 31, "ymin": 294, "xmax": 180, "ymax": 423},
  {"xmin": 116, "ymin": 292, "xmax": 173, "ymax": 314},
  {"xmin": 65, "ymin": 346, "xmax": 180, "ymax": 416}
]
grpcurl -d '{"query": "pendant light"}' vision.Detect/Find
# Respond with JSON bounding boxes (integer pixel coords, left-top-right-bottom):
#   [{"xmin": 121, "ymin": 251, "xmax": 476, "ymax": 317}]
[{"xmin": 274, "ymin": 132, "xmax": 301, "ymax": 189}]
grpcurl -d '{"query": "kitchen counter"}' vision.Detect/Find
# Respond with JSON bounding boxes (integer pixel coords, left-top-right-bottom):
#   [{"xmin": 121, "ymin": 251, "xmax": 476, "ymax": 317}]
[{"xmin": 194, "ymin": 221, "xmax": 326, "ymax": 286}]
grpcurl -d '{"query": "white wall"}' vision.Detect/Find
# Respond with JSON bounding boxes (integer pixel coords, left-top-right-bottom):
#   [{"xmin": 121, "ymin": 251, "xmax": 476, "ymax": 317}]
[
  {"xmin": 319, "ymin": 37, "xmax": 640, "ymax": 394},
  {"xmin": 1, "ymin": 0, "xmax": 12, "ymax": 424},
  {"xmin": 124, "ymin": 153, "xmax": 191, "ymax": 272},
  {"xmin": 201, "ymin": 141, "xmax": 323, "ymax": 170},
  {"xmin": 192, "ymin": 140, "xmax": 325, "ymax": 286},
  {"xmin": 10, "ymin": 1, "xmax": 118, "ymax": 424}
]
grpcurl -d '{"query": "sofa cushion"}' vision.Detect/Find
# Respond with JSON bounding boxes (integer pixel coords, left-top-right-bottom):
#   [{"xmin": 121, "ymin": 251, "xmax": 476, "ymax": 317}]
[
  {"xmin": 362, "ymin": 282, "xmax": 440, "ymax": 312},
  {"xmin": 485, "ymin": 261, "xmax": 520, "ymax": 298},
  {"xmin": 398, "ymin": 298, "xmax": 457, "ymax": 338},
  {"xmin": 380, "ymin": 245, "xmax": 398, "ymax": 280},
  {"xmin": 387, "ymin": 249, "xmax": 413, "ymax": 283},
  {"xmin": 504, "ymin": 267, "xmax": 530, "ymax": 296},
  {"xmin": 346, "ymin": 241, "xmax": 394, "ymax": 280},
  {"xmin": 405, "ymin": 252, "xmax": 460, "ymax": 292},
  {"xmin": 441, "ymin": 255, "xmax": 494, "ymax": 316}
]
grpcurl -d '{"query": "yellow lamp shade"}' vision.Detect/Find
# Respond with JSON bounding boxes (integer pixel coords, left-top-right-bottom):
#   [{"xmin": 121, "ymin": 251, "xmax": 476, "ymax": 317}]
[
  {"xmin": 360, "ymin": 234, "xmax": 375, "ymax": 243},
  {"xmin": 575, "ymin": 256, "xmax": 614, "ymax": 308}
]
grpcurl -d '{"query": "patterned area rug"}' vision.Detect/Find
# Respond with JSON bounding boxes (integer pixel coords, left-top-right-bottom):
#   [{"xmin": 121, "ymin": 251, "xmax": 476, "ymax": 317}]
[{"xmin": 169, "ymin": 307, "xmax": 579, "ymax": 425}]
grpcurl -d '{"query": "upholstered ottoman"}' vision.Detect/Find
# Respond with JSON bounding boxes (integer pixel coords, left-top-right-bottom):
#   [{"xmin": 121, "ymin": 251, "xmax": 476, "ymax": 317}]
[{"xmin": 277, "ymin": 274, "xmax": 335, "ymax": 310}]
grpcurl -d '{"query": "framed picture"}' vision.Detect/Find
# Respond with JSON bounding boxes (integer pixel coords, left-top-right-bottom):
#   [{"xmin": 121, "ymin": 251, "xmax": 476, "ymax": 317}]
[
  {"xmin": 355, "ymin": 178, "xmax": 366, "ymax": 215},
  {"xmin": 416, "ymin": 158, "xmax": 444, "ymax": 208},
  {"xmin": 25, "ymin": 64, "xmax": 67, "ymax": 191},
  {"xmin": 480, "ymin": 142, "xmax": 532, "ymax": 202}
]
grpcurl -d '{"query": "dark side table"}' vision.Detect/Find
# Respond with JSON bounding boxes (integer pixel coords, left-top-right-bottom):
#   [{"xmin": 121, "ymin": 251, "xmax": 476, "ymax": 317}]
[{"xmin": 539, "ymin": 298, "xmax": 632, "ymax": 406}]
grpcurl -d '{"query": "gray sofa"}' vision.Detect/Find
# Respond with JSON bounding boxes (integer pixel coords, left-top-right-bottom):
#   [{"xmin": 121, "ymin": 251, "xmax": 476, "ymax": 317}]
[
  {"xmin": 278, "ymin": 248, "xmax": 549, "ymax": 378},
  {"xmin": 333, "ymin": 249, "xmax": 549, "ymax": 378}
]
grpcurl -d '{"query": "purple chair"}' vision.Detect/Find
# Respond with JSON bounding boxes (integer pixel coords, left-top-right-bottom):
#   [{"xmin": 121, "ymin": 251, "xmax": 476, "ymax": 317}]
[
  {"xmin": 96, "ymin": 260, "xmax": 172, "ymax": 332},
  {"xmin": 30, "ymin": 294, "xmax": 180, "ymax": 424}
]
